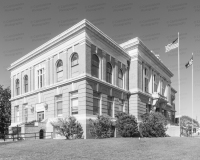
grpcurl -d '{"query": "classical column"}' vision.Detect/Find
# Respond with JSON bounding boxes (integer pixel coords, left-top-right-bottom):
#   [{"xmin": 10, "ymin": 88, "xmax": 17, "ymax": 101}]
[
  {"xmin": 157, "ymin": 74, "xmax": 161, "ymax": 94},
  {"xmin": 115, "ymin": 59, "xmax": 118, "ymax": 86},
  {"xmin": 149, "ymin": 67, "xmax": 153, "ymax": 94},
  {"xmin": 142, "ymin": 62, "xmax": 144, "ymax": 92},
  {"xmin": 45, "ymin": 59, "xmax": 49, "ymax": 86},
  {"xmin": 20, "ymin": 72, "xmax": 22, "ymax": 95},
  {"xmin": 31, "ymin": 66, "xmax": 34, "ymax": 91},
  {"xmin": 50, "ymin": 57, "xmax": 53, "ymax": 85},
  {"xmin": 28, "ymin": 68, "xmax": 31, "ymax": 92}
]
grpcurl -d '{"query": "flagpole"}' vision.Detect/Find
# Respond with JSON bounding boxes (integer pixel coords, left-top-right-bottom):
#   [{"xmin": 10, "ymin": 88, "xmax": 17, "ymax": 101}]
[
  {"xmin": 192, "ymin": 52, "xmax": 193, "ymax": 137},
  {"xmin": 178, "ymin": 32, "xmax": 181, "ymax": 137}
]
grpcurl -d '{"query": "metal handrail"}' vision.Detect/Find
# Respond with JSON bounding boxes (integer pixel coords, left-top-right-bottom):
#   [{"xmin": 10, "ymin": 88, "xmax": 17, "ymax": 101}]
[{"xmin": 1, "ymin": 132, "xmax": 53, "ymax": 142}]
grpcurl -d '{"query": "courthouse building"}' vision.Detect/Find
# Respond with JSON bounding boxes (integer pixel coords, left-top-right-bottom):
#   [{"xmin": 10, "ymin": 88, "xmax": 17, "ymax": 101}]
[{"xmin": 8, "ymin": 19, "xmax": 176, "ymax": 139}]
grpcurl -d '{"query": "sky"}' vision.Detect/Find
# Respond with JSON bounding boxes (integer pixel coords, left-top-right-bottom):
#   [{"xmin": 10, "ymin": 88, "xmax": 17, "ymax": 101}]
[{"xmin": 0, "ymin": 0, "xmax": 199, "ymax": 121}]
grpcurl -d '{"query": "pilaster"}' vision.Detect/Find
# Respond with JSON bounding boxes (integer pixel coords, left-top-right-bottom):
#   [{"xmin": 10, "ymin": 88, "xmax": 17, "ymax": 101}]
[
  {"xmin": 102, "ymin": 51, "xmax": 107, "ymax": 82},
  {"xmin": 115, "ymin": 59, "xmax": 118, "ymax": 86}
]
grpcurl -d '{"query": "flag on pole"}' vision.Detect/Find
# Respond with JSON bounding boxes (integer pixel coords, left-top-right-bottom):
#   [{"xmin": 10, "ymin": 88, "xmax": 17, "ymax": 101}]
[
  {"xmin": 165, "ymin": 38, "xmax": 179, "ymax": 52},
  {"xmin": 185, "ymin": 56, "xmax": 193, "ymax": 68}
]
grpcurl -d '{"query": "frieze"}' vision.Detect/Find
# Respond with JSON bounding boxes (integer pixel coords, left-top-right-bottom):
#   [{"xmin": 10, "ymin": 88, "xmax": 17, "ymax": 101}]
[
  {"xmin": 99, "ymin": 84, "xmax": 111, "ymax": 95},
  {"xmin": 112, "ymin": 89, "xmax": 122, "ymax": 99}
]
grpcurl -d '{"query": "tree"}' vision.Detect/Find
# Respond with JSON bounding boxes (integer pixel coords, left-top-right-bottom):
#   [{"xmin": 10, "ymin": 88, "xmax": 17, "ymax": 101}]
[
  {"xmin": 51, "ymin": 116, "xmax": 83, "ymax": 140},
  {"xmin": 89, "ymin": 115, "xmax": 114, "ymax": 139},
  {"xmin": 140, "ymin": 112, "xmax": 167, "ymax": 137},
  {"xmin": 180, "ymin": 115, "xmax": 199, "ymax": 137},
  {"xmin": 0, "ymin": 86, "xmax": 11, "ymax": 138},
  {"xmin": 115, "ymin": 112, "xmax": 139, "ymax": 137}
]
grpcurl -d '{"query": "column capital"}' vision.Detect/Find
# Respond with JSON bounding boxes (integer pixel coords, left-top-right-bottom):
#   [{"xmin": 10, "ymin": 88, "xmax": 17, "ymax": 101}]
[{"xmin": 102, "ymin": 50, "xmax": 107, "ymax": 57}]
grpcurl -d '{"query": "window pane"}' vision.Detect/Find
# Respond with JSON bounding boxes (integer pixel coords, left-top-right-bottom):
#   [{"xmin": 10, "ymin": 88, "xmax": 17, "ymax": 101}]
[
  {"xmin": 71, "ymin": 92, "xmax": 78, "ymax": 97},
  {"xmin": 57, "ymin": 101, "xmax": 62, "ymax": 109},
  {"xmin": 57, "ymin": 109, "xmax": 62, "ymax": 115},
  {"xmin": 93, "ymin": 98, "xmax": 99, "ymax": 115},
  {"xmin": 92, "ymin": 65, "xmax": 99, "ymax": 78},
  {"xmin": 72, "ymin": 98, "xmax": 78, "ymax": 106},
  {"xmin": 71, "ymin": 98, "xmax": 78, "ymax": 114},
  {"xmin": 107, "ymin": 102, "xmax": 112, "ymax": 116},
  {"xmin": 71, "ymin": 53, "xmax": 78, "ymax": 66}
]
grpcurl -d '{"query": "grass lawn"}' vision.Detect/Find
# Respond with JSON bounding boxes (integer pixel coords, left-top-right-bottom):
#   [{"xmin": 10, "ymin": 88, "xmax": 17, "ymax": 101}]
[{"xmin": 0, "ymin": 137, "xmax": 200, "ymax": 160}]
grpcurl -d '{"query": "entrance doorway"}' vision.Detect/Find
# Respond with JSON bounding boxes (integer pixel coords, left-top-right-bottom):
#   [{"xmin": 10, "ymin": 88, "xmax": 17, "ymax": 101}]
[{"xmin": 39, "ymin": 129, "xmax": 44, "ymax": 139}]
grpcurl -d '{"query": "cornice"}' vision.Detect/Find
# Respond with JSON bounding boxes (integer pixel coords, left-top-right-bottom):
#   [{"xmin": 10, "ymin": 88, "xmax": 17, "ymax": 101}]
[
  {"xmin": 120, "ymin": 38, "xmax": 173, "ymax": 78},
  {"xmin": 10, "ymin": 73, "xmax": 129, "ymax": 102},
  {"xmin": 8, "ymin": 19, "xmax": 131, "ymax": 72}
]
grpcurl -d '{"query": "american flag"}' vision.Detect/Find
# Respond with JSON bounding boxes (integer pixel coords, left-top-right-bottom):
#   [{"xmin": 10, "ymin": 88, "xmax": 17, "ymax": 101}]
[
  {"xmin": 185, "ymin": 56, "xmax": 193, "ymax": 68},
  {"xmin": 165, "ymin": 38, "xmax": 178, "ymax": 52}
]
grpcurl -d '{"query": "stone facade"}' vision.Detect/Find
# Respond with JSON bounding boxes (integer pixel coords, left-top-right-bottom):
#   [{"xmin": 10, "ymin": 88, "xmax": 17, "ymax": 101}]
[{"xmin": 8, "ymin": 19, "xmax": 176, "ymax": 139}]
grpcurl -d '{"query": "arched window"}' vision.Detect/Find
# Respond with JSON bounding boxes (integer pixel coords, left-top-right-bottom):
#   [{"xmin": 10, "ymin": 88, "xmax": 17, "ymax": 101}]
[
  {"xmin": 106, "ymin": 62, "xmax": 112, "ymax": 84},
  {"xmin": 16, "ymin": 79, "xmax": 20, "ymax": 96},
  {"xmin": 24, "ymin": 75, "xmax": 28, "ymax": 93},
  {"xmin": 91, "ymin": 54, "xmax": 99, "ymax": 78},
  {"xmin": 71, "ymin": 53, "xmax": 79, "ymax": 77},
  {"xmin": 71, "ymin": 53, "xmax": 78, "ymax": 67},
  {"xmin": 118, "ymin": 69, "xmax": 123, "ymax": 88},
  {"xmin": 56, "ymin": 60, "xmax": 63, "ymax": 82}
]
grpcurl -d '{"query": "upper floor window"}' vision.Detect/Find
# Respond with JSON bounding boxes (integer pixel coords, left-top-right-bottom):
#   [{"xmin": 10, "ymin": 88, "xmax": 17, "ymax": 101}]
[
  {"xmin": 144, "ymin": 68, "xmax": 148, "ymax": 93},
  {"xmin": 56, "ymin": 60, "xmax": 63, "ymax": 82},
  {"xmin": 154, "ymin": 74, "xmax": 157, "ymax": 92},
  {"xmin": 91, "ymin": 54, "xmax": 99, "ymax": 78},
  {"xmin": 16, "ymin": 79, "xmax": 20, "ymax": 96},
  {"xmin": 106, "ymin": 62, "xmax": 112, "ymax": 84},
  {"xmin": 71, "ymin": 53, "xmax": 79, "ymax": 77},
  {"xmin": 38, "ymin": 68, "xmax": 45, "ymax": 89},
  {"xmin": 118, "ymin": 69, "xmax": 123, "ymax": 88},
  {"xmin": 24, "ymin": 75, "xmax": 28, "ymax": 93},
  {"xmin": 71, "ymin": 53, "xmax": 78, "ymax": 66}
]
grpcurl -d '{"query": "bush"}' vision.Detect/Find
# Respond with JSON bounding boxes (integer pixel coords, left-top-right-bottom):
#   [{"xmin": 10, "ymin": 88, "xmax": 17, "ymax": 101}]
[
  {"xmin": 89, "ymin": 115, "xmax": 114, "ymax": 139},
  {"xmin": 51, "ymin": 116, "xmax": 83, "ymax": 140},
  {"xmin": 140, "ymin": 112, "xmax": 167, "ymax": 137},
  {"xmin": 115, "ymin": 112, "xmax": 139, "ymax": 137}
]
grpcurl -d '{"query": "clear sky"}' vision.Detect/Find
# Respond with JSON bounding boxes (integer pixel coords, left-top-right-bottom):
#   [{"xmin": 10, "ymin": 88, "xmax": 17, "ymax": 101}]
[{"xmin": 0, "ymin": 0, "xmax": 199, "ymax": 121}]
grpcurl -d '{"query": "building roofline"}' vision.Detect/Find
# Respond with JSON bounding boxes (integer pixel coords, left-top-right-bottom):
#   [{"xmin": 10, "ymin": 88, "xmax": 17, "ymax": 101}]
[
  {"xmin": 171, "ymin": 87, "xmax": 177, "ymax": 93},
  {"xmin": 120, "ymin": 37, "xmax": 174, "ymax": 77},
  {"xmin": 7, "ymin": 19, "xmax": 131, "ymax": 71}
]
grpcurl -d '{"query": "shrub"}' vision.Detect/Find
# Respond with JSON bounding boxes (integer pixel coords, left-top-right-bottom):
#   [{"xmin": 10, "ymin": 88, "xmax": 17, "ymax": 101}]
[
  {"xmin": 140, "ymin": 112, "xmax": 167, "ymax": 137},
  {"xmin": 51, "ymin": 116, "xmax": 83, "ymax": 140},
  {"xmin": 115, "ymin": 112, "xmax": 139, "ymax": 137},
  {"xmin": 89, "ymin": 115, "xmax": 114, "ymax": 139}
]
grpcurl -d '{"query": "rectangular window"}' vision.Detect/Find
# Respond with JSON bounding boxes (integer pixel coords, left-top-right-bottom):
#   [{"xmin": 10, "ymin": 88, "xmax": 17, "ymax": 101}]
[
  {"xmin": 107, "ymin": 96, "xmax": 113, "ymax": 117},
  {"xmin": 93, "ymin": 91, "xmax": 100, "ymax": 115},
  {"xmin": 15, "ymin": 106, "xmax": 19, "ymax": 122},
  {"xmin": 24, "ymin": 108, "xmax": 28, "ymax": 122},
  {"xmin": 37, "ymin": 68, "xmax": 45, "ymax": 88},
  {"xmin": 118, "ymin": 99, "xmax": 124, "ymax": 113},
  {"xmin": 71, "ymin": 92, "xmax": 78, "ymax": 115},
  {"xmin": 146, "ymin": 104, "xmax": 151, "ymax": 113},
  {"xmin": 56, "ymin": 95, "xmax": 62, "ymax": 116},
  {"xmin": 37, "ymin": 111, "xmax": 44, "ymax": 122}
]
